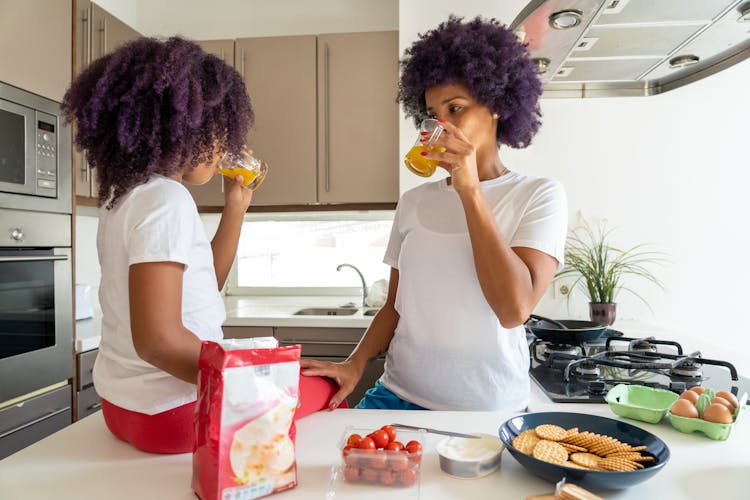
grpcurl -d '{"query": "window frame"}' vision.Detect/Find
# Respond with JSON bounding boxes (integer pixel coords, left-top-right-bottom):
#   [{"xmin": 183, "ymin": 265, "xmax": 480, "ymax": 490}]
[{"xmin": 224, "ymin": 210, "xmax": 394, "ymax": 296}]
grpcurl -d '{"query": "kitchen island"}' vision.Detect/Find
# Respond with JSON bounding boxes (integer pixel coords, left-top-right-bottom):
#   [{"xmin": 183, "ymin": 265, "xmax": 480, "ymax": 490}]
[{"xmin": 1, "ymin": 383, "xmax": 747, "ymax": 499}]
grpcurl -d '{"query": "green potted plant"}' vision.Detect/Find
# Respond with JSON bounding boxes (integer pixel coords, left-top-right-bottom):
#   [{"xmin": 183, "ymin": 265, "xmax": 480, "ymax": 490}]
[{"xmin": 555, "ymin": 220, "xmax": 667, "ymax": 325}]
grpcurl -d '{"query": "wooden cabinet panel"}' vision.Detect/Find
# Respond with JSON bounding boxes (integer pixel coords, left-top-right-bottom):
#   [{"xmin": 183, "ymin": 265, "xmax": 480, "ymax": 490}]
[
  {"xmin": 317, "ymin": 32, "xmax": 399, "ymax": 204},
  {"xmin": 74, "ymin": 2, "xmax": 141, "ymax": 201},
  {"xmin": 185, "ymin": 39, "xmax": 236, "ymax": 207},
  {"xmin": 222, "ymin": 326, "xmax": 274, "ymax": 339},
  {"xmin": 235, "ymin": 35, "xmax": 318, "ymax": 206},
  {"xmin": 0, "ymin": 0, "xmax": 72, "ymax": 102}
]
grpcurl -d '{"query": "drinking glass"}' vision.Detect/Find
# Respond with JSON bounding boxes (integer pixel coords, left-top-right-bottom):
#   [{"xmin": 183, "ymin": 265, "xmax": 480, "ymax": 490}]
[
  {"xmin": 218, "ymin": 148, "xmax": 268, "ymax": 190},
  {"xmin": 403, "ymin": 118, "xmax": 444, "ymax": 177}
]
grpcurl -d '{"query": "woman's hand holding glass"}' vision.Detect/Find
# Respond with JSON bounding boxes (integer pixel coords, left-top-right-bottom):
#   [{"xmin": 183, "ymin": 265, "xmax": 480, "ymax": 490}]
[{"xmin": 422, "ymin": 119, "xmax": 480, "ymax": 193}]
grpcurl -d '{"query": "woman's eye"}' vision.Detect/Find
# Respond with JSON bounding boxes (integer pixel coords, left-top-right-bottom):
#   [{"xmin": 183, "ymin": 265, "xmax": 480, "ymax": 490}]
[{"xmin": 449, "ymin": 105, "xmax": 463, "ymax": 113}]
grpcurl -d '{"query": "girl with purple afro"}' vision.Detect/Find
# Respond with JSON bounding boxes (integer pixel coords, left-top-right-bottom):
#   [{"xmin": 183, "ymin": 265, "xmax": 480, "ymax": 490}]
[
  {"xmin": 63, "ymin": 37, "xmax": 337, "ymax": 453},
  {"xmin": 303, "ymin": 17, "xmax": 568, "ymax": 412}
]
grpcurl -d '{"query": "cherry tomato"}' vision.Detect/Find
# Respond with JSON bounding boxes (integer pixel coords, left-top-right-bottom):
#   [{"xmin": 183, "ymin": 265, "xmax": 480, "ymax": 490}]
[
  {"xmin": 405, "ymin": 440, "xmax": 422, "ymax": 463},
  {"xmin": 405, "ymin": 440, "xmax": 422, "ymax": 453},
  {"xmin": 361, "ymin": 467, "xmax": 378, "ymax": 484},
  {"xmin": 357, "ymin": 436, "xmax": 376, "ymax": 450},
  {"xmin": 388, "ymin": 452, "xmax": 409, "ymax": 471},
  {"xmin": 381, "ymin": 424, "xmax": 397, "ymax": 443},
  {"xmin": 366, "ymin": 450, "xmax": 388, "ymax": 469},
  {"xmin": 346, "ymin": 433, "xmax": 363, "ymax": 447},
  {"xmin": 399, "ymin": 468, "xmax": 418, "ymax": 487},
  {"xmin": 343, "ymin": 465, "xmax": 360, "ymax": 483},
  {"xmin": 385, "ymin": 440, "xmax": 403, "ymax": 452},
  {"xmin": 369, "ymin": 429, "xmax": 390, "ymax": 449},
  {"xmin": 379, "ymin": 468, "xmax": 397, "ymax": 486},
  {"xmin": 342, "ymin": 445, "xmax": 359, "ymax": 466}
]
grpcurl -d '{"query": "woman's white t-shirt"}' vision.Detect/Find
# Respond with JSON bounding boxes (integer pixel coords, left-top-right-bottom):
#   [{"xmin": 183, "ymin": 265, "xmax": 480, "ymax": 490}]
[
  {"xmin": 93, "ymin": 175, "xmax": 225, "ymax": 415},
  {"xmin": 379, "ymin": 171, "xmax": 568, "ymax": 411}
]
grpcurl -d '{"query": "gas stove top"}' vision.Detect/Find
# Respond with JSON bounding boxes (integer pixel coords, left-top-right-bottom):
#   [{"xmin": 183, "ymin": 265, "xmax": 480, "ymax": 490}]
[{"xmin": 529, "ymin": 334, "xmax": 750, "ymax": 403}]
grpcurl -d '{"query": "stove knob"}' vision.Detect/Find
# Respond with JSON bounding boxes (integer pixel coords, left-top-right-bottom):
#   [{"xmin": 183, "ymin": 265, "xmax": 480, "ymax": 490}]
[
  {"xmin": 10, "ymin": 228, "xmax": 24, "ymax": 241},
  {"xmin": 588, "ymin": 381, "xmax": 607, "ymax": 395},
  {"xmin": 670, "ymin": 381, "xmax": 687, "ymax": 393}
]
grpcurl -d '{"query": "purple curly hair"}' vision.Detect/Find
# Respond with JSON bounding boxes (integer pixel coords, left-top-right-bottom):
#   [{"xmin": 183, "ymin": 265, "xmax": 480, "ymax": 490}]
[
  {"xmin": 398, "ymin": 16, "xmax": 542, "ymax": 149},
  {"xmin": 62, "ymin": 36, "xmax": 254, "ymax": 208}
]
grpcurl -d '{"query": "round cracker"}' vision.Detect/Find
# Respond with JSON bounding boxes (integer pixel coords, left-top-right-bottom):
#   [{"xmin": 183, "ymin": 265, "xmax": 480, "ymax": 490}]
[
  {"xmin": 532, "ymin": 439, "xmax": 568, "ymax": 465},
  {"xmin": 534, "ymin": 424, "xmax": 568, "ymax": 442},
  {"xmin": 512, "ymin": 429, "xmax": 540, "ymax": 455}
]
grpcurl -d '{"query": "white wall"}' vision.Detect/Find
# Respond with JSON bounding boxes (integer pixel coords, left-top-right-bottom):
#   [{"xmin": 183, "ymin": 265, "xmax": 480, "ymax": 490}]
[
  {"xmin": 135, "ymin": 0, "xmax": 397, "ymax": 38},
  {"xmin": 398, "ymin": 0, "xmax": 750, "ymax": 361},
  {"xmin": 92, "ymin": 0, "xmax": 138, "ymax": 28}
]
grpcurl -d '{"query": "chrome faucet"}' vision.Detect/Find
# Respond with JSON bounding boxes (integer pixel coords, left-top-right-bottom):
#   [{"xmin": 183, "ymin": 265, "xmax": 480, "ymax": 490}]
[{"xmin": 336, "ymin": 263, "xmax": 368, "ymax": 308}]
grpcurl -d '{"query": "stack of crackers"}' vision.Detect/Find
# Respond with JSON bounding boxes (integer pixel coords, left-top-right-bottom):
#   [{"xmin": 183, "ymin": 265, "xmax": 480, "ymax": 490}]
[{"xmin": 511, "ymin": 424, "xmax": 655, "ymax": 472}]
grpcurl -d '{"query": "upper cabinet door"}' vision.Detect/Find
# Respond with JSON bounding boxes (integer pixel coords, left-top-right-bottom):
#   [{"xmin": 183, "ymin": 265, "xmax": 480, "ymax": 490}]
[
  {"xmin": 235, "ymin": 35, "xmax": 318, "ymax": 206},
  {"xmin": 0, "ymin": 0, "xmax": 72, "ymax": 102},
  {"xmin": 90, "ymin": 4, "xmax": 141, "ymax": 62},
  {"xmin": 317, "ymin": 32, "xmax": 399, "ymax": 204},
  {"xmin": 185, "ymin": 39, "xmax": 236, "ymax": 208}
]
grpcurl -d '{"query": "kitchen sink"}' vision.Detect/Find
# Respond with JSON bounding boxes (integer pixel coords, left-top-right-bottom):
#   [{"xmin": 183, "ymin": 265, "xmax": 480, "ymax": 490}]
[
  {"xmin": 293, "ymin": 307, "xmax": 358, "ymax": 316},
  {"xmin": 363, "ymin": 309, "xmax": 379, "ymax": 316}
]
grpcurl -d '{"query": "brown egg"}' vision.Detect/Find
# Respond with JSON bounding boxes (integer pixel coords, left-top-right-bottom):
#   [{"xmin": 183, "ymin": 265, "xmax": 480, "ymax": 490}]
[
  {"xmin": 689, "ymin": 386, "xmax": 706, "ymax": 395},
  {"xmin": 711, "ymin": 397, "xmax": 734, "ymax": 410},
  {"xmin": 670, "ymin": 398, "xmax": 699, "ymax": 418},
  {"xmin": 702, "ymin": 403, "xmax": 734, "ymax": 424},
  {"xmin": 715, "ymin": 391, "xmax": 739, "ymax": 410},
  {"xmin": 679, "ymin": 390, "xmax": 699, "ymax": 404}
]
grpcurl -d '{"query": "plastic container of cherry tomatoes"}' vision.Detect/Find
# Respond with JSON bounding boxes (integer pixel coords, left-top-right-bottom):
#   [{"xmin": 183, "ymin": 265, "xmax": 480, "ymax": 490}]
[{"xmin": 326, "ymin": 425, "xmax": 426, "ymax": 499}]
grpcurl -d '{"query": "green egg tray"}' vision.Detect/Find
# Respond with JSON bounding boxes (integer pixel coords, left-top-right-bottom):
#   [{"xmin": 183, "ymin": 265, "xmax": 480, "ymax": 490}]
[
  {"xmin": 667, "ymin": 392, "xmax": 747, "ymax": 441},
  {"xmin": 604, "ymin": 384, "xmax": 680, "ymax": 424}
]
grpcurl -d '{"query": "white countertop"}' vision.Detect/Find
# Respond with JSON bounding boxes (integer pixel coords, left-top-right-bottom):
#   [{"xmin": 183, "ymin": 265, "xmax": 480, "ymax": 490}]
[{"xmin": 0, "ymin": 383, "xmax": 747, "ymax": 499}]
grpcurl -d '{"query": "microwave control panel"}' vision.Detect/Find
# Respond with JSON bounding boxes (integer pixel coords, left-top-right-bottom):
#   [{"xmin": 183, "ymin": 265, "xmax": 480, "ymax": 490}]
[{"xmin": 35, "ymin": 111, "xmax": 57, "ymax": 197}]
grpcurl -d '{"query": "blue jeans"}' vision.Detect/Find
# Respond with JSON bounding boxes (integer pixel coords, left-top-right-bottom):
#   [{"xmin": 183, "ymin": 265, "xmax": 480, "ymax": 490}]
[{"xmin": 354, "ymin": 380, "xmax": 428, "ymax": 410}]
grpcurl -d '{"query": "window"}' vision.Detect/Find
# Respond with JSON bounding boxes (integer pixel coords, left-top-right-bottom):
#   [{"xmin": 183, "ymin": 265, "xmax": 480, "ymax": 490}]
[{"xmin": 227, "ymin": 211, "xmax": 394, "ymax": 295}]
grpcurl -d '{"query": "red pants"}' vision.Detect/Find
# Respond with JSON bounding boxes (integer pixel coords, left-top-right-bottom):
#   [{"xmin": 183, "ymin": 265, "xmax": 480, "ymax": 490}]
[{"xmin": 101, "ymin": 374, "xmax": 345, "ymax": 454}]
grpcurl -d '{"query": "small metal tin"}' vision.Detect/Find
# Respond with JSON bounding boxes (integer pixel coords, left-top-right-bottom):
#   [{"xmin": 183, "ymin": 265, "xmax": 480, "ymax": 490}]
[{"xmin": 436, "ymin": 433, "xmax": 504, "ymax": 479}]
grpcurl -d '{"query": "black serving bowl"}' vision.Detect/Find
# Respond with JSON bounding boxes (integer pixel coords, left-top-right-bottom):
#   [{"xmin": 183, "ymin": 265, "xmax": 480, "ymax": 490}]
[{"xmin": 498, "ymin": 412, "xmax": 670, "ymax": 490}]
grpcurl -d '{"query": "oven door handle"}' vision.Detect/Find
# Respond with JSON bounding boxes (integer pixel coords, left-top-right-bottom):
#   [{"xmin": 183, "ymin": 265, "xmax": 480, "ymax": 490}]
[{"xmin": 0, "ymin": 255, "xmax": 70, "ymax": 263}]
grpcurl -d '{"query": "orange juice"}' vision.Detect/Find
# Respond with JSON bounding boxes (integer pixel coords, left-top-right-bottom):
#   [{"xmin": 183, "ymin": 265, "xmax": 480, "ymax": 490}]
[
  {"xmin": 218, "ymin": 166, "xmax": 266, "ymax": 190},
  {"xmin": 404, "ymin": 144, "xmax": 438, "ymax": 177}
]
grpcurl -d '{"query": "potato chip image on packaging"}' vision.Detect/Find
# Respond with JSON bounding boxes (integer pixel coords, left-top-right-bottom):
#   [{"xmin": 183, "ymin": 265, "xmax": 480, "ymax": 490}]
[{"xmin": 192, "ymin": 338, "xmax": 301, "ymax": 500}]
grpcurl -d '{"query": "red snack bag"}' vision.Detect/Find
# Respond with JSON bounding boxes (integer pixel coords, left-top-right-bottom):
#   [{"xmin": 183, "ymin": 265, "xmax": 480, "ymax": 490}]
[{"xmin": 192, "ymin": 338, "xmax": 301, "ymax": 500}]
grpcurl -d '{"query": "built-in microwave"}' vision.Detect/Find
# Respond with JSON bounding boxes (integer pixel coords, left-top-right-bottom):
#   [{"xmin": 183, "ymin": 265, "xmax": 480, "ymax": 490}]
[{"xmin": 0, "ymin": 81, "xmax": 71, "ymax": 215}]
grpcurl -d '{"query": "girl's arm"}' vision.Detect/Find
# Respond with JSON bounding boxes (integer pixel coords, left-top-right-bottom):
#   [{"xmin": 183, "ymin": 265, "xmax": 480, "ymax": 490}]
[
  {"xmin": 129, "ymin": 261, "xmax": 202, "ymax": 383},
  {"xmin": 211, "ymin": 175, "xmax": 253, "ymax": 289}
]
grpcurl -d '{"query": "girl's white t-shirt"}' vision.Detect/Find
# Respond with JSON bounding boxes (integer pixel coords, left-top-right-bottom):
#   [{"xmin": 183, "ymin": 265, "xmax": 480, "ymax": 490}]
[
  {"xmin": 380, "ymin": 171, "xmax": 568, "ymax": 411},
  {"xmin": 93, "ymin": 175, "xmax": 225, "ymax": 415}
]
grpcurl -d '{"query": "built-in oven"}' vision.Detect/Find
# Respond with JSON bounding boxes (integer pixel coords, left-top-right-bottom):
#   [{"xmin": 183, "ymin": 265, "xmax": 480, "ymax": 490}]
[
  {"xmin": 0, "ymin": 81, "xmax": 71, "ymax": 215},
  {"xmin": 0, "ymin": 208, "xmax": 73, "ymax": 458}
]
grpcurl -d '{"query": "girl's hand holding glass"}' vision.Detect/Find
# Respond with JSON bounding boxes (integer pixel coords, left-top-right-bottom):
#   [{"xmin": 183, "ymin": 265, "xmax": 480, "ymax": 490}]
[{"xmin": 218, "ymin": 147, "xmax": 268, "ymax": 190}]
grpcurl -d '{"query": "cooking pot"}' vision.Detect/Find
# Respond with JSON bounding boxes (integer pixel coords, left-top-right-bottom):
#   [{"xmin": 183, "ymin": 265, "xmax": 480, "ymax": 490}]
[{"xmin": 525, "ymin": 314, "xmax": 608, "ymax": 344}]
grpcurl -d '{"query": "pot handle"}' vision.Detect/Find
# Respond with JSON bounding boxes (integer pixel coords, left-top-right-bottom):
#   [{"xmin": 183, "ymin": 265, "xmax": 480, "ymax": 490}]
[{"xmin": 527, "ymin": 314, "xmax": 569, "ymax": 330}]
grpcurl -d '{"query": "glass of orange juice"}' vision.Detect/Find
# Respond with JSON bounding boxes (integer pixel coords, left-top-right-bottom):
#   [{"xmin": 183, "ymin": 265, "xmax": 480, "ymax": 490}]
[
  {"xmin": 404, "ymin": 118, "xmax": 444, "ymax": 177},
  {"xmin": 217, "ymin": 147, "xmax": 268, "ymax": 190}
]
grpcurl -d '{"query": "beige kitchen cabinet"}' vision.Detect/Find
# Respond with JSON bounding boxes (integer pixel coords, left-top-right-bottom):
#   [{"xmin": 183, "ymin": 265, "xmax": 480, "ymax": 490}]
[
  {"xmin": 183, "ymin": 39, "xmax": 237, "ymax": 207},
  {"xmin": 233, "ymin": 35, "xmax": 319, "ymax": 206},
  {"xmin": 316, "ymin": 32, "xmax": 399, "ymax": 205},
  {"xmin": 0, "ymin": 0, "xmax": 72, "ymax": 102},
  {"xmin": 74, "ymin": 1, "xmax": 141, "ymax": 203},
  {"xmin": 191, "ymin": 31, "xmax": 398, "ymax": 209},
  {"xmin": 222, "ymin": 326, "xmax": 274, "ymax": 339}
]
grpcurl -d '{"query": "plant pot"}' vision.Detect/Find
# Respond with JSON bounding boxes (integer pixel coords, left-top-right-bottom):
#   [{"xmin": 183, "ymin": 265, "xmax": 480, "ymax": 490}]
[{"xmin": 589, "ymin": 303, "xmax": 616, "ymax": 326}]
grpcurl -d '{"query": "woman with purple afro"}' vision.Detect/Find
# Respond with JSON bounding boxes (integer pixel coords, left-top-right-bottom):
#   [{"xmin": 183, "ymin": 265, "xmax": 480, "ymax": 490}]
[
  {"xmin": 303, "ymin": 17, "xmax": 568, "ymax": 411},
  {"xmin": 63, "ymin": 37, "xmax": 337, "ymax": 453}
]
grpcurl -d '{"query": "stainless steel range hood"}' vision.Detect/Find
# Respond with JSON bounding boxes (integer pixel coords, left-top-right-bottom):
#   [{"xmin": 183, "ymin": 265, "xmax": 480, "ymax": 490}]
[{"xmin": 510, "ymin": 0, "xmax": 750, "ymax": 97}]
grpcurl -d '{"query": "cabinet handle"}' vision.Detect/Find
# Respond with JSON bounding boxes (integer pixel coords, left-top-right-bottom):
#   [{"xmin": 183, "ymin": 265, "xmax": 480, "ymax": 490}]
[
  {"xmin": 323, "ymin": 43, "xmax": 331, "ymax": 192},
  {"xmin": 86, "ymin": 402, "xmax": 102, "ymax": 411},
  {"xmin": 220, "ymin": 48, "xmax": 225, "ymax": 63},
  {"xmin": 0, "ymin": 255, "xmax": 69, "ymax": 263},
  {"xmin": 240, "ymin": 47, "xmax": 245, "ymax": 77},
  {"xmin": 98, "ymin": 17, "xmax": 107, "ymax": 56},
  {"xmin": 82, "ymin": 7, "xmax": 91, "ymax": 66},
  {"xmin": 278, "ymin": 340, "xmax": 357, "ymax": 347}
]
